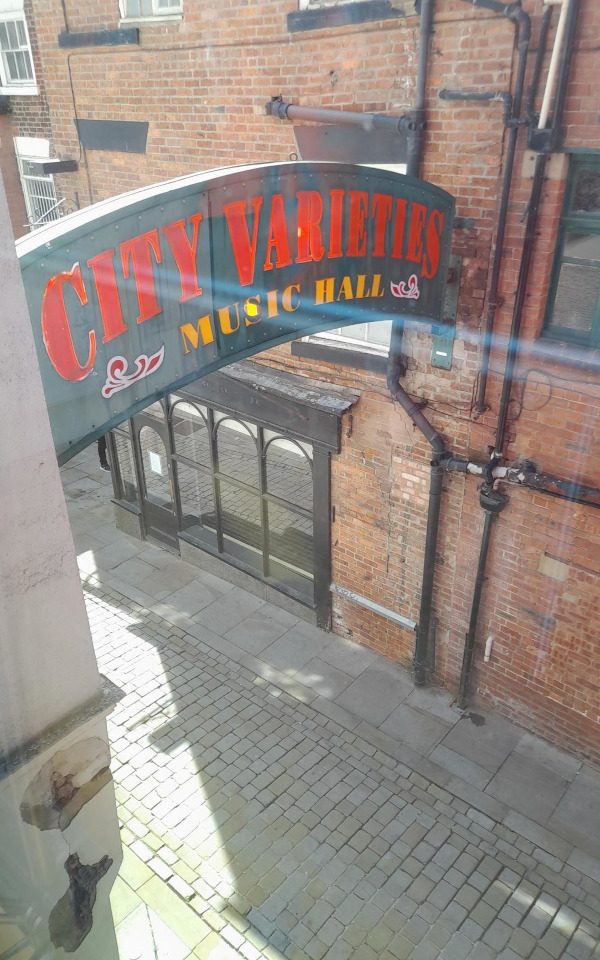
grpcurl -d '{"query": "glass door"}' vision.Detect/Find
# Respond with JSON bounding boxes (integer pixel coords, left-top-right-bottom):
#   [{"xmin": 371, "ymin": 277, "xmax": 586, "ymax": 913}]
[{"xmin": 137, "ymin": 415, "xmax": 178, "ymax": 549}]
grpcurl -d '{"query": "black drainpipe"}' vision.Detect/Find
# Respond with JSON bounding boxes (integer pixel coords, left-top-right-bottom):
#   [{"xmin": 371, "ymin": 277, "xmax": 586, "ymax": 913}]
[
  {"xmin": 495, "ymin": 0, "xmax": 580, "ymax": 455},
  {"xmin": 385, "ymin": 371, "xmax": 446, "ymax": 685},
  {"xmin": 494, "ymin": 151, "xmax": 547, "ymax": 455},
  {"xmin": 457, "ymin": 484, "xmax": 508, "ymax": 708},
  {"xmin": 386, "ymin": 0, "xmax": 438, "ymax": 685},
  {"xmin": 459, "ymin": 0, "xmax": 580, "ymax": 706},
  {"xmin": 465, "ymin": 0, "xmax": 531, "ymax": 416}
]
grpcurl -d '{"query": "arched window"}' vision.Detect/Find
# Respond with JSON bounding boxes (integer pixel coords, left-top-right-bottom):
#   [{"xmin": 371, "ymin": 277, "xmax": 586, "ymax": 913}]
[
  {"xmin": 265, "ymin": 435, "xmax": 313, "ymax": 511},
  {"xmin": 215, "ymin": 416, "xmax": 259, "ymax": 487},
  {"xmin": 171, "ymin": 401, "xmax": 210, "ymax": 466}
]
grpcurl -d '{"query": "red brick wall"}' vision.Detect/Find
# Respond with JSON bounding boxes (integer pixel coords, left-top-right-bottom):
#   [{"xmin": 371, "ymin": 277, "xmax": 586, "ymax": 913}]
[{"xmin": 12, "ymin": 0, "xmax": 600, "ymax": 762}]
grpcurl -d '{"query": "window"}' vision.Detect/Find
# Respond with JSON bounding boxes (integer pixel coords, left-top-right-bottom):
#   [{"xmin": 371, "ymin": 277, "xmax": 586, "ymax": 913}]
[
  {"xmin": 170, "ymin": 400, "xmax": 315, "ymax": 602},
  {"xmin": 14, "ymin": 137, "xmax": 62, "ymax": 229},
  {"xmin": 0, "ymin": 3, "xmax": 36, "ymax": 93},
  {"xmin": 120, "ymin": 0, "xmax": 182, "ymax": 19},
  {"xmin": 544, "ymin": 155, "xmax": 600, "ymax": 347},
  {"xmin": 317, "ymin": 319, "xmax": 392, "ymax": 353}
]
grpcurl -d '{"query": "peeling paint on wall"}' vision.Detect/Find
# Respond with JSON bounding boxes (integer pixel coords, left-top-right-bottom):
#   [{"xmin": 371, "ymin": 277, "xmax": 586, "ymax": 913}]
[
  {"xmin": 48, "ymin": 853, "xmax": 112, "ymax": 952},
  {"xmin": 19, "ymin": 737, "xmax": 111, "ymax": 831}
]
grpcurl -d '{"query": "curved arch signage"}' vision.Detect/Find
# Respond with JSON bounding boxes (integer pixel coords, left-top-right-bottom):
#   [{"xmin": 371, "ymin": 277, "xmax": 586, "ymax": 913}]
[{"xmin": 17, "ymin": 162, "xmax": 454, "ymax": 463}]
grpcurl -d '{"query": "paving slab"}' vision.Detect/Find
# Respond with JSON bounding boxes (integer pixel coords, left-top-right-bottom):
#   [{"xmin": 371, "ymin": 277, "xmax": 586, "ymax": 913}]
[
  {"xmin": 227, "ymin": 613, "xmax": 298, "ymax": 656},
  {"xmin": 486, "ymin": 752, "xmax": 569, "ymax": 823},
  {"xmin": 429, "ymin": 744, "xmax": 492, "ymax": 790},
  {"xmin": 549, "ymin": 766, "xmax": 600, "ymax": 858},
  {"xmin": 116, "ymin": 901, "xmax": 190, "ymax": 960},
  {"xmin": 291, "ymin": 657, "xmax": 355, "ymax": 699},
  {"xmin": 381, "ymin": 702, "xmax": 452, "ymax": 753},
  {"xmin": 336, "ymin": 663, "xmax": 413, "ymax": 726},
  {"xmin": 440, "ymin": 712, "xmax": 523, "ymax": 775},
  {"xmin": 196, "ymin": 592, "xmax": 267, "ymax": 637},
  {"xmin": 160, "ymin": 580, "xmax": 226, "ymax": 617},
  {"xmin": 316, "ymin": 634, "xmax": 381, "ymax": 678}
]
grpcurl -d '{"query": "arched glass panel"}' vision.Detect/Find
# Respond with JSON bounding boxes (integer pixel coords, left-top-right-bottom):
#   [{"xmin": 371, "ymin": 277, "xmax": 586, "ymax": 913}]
[
  {"xmin": 139, "ymin": 425, "xmax": 173, "ymax": 509},
  {"xmin": 142, "ymin": 399, "xmax": 165, "ymax": 420},
  {"xmin": 216, "ymin": 417, "xmax": 258, "ymax": 487},
  {"xmin": 171, "ymin": 401, "xmax": 211, "ymax": 466},
  {"xmin": 265, "ymin": 436, "xmax": 313, "ymax": 510}
]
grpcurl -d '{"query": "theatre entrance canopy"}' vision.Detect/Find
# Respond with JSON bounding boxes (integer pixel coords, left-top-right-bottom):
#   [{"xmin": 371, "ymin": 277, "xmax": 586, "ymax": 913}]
[{"xmin": 17, "ymin": 162, "xmax": 454, "ymax": 464}]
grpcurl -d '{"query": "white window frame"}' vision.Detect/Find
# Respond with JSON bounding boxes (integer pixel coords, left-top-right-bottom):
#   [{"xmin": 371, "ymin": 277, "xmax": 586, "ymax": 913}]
[
  {"xmin": 119, "ymin": 0, "xmax": 182, "ymax": 22},
  {"xmin": 14, "ymin": 137, "xmax": 64, "ymax": 230},
  {"xmin": 315, "ymin": 321, "xmax": 393, "ymax": 355},
  {"xmin": 305, "ymin": 163, "xmax": 406, "ymax": 355},
  {"xmin": 0, "ymin": 0, "xmax": 37, "ymax": 95}
]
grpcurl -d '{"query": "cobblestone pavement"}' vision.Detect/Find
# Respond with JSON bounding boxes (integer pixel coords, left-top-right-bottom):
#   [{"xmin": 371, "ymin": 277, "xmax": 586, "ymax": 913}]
[
  {"xmin": 64, "ymin": 448, "xmax": 600, "ymax": 960},
  {"xmin": 85, "ymin": 578, "xmax": 600, "ymax": 960}
]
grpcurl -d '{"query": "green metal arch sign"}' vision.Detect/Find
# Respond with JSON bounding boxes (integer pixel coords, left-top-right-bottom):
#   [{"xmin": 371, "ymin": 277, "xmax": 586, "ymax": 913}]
[{"xmin": 17, "ymin": 162, "xmax": 454, "ymax": 464}]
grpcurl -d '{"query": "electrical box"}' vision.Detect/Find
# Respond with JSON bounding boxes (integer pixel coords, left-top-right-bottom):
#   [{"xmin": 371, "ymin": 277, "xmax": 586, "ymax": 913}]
[{"xmin": 431, "ymin": 254, "xmax": 461, "ymax": 370}]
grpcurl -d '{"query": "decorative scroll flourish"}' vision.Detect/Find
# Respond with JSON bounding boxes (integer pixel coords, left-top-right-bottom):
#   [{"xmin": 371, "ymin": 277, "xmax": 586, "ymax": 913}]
[
  {"xmin": 101, "ymin": 346, "xmax": 165, "ymax": 399},
  {"xmin": 390, "ymin": 274, "xmax": 420, "ymax": 300}
]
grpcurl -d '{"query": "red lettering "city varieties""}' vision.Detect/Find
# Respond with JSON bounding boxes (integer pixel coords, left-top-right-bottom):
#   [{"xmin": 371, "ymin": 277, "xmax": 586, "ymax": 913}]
[{"xmin": 41, "ymin": 188, "xmax": 445, "ymax": 382}]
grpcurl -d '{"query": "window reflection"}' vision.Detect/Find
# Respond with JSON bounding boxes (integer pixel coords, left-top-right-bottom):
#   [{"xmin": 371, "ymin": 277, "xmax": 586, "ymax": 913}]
[
  {"xmin": 177, "ymin": 460, "xmax": 217, "ymax": 548},
  {"xmin": 265, "ymin": 437, "xmax": 313, "ymax": 510},
  {"xmin": 139, "ymin": 426, "xmax": 172, "ymax": 509},
  {"xmin": 171, "ymin": 401, "xmax": 211, "ymax": 465},
  {"xmin": 216, "ymin": 418, "xmax": 258, "ymax": 487}
]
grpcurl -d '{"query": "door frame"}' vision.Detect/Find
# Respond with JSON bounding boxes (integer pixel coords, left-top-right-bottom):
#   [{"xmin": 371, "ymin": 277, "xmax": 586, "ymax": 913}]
[{"xmin": 134, "ymin": 403, "xmax": 179, "ymax": 550}]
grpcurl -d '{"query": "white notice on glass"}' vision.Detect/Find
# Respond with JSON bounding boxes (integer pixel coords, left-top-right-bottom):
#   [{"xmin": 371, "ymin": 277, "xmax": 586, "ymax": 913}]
[{"xmin": 149, "ymin": 451, "xmax": 162, "ymax": 475}]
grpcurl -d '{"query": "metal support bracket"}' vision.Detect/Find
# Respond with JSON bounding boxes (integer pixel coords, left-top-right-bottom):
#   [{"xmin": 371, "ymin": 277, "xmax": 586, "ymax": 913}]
[{"xmin": 431, "ymin": 254, "xmax": 462, "ymax": 370}]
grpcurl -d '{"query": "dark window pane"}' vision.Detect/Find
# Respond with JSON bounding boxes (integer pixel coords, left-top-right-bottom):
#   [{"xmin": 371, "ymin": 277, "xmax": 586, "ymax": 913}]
[
  {"xmin": 139, "ymin": 426, "xmax": 173, "ymax": 509},
  {"xmin": 177, "ymin": 461, "xmax": 217, "ymax": 548},
  {"xmin": 552, "ymin": 262, "xmax": 600, "ymax": 333},
  {"xmin": 573, "ymin": 168, "xmax": 600, "ymax": 214},
  {"xmin": 219, "ymin": 480, "xmax": 262, "ymax": 571},
  {"xmin": 5, "ymin": 51, "xmax": 16, "ymax": 79},
  {"xmin": 563, "ymin": 232, "xmax": 600, "ymax": 261},
  {"xmin": 171, "ymin": 401, "xmax": 211, "ymax": 465},
  {"xmin": 216, "ymin": 417, "xmax": 258, "ymax": 487},
  {"xmin": 267, "ymin": 502, "xmax": 313, "ymax": 597},
  {"xmin": 265, "ymin": 436, "xmax": 313, "ymax": 510},
  {"xmin": 0, "ymin": 24, "xmax": 8, "ymax": 49},
  {"xmin": 113, "ymin": 431, "xmax": 137, "ymax": 503}
]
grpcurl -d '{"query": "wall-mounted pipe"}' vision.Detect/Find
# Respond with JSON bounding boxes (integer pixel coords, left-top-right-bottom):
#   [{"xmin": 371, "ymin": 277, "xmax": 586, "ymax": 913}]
[
  {"xmin": 457, "ymin": 501, "xmax": 504, "ymax": 708},
  {"xmin": 494, "ymin": 154, "xmax": 547, "ymax": 454},
  {"xmin": 525, "ymin": 4, "xmax": 554, "ymax": 122},
  {"xmin": 265, "ymin": 98, "xmax": 407, "ymax": 132},
  {"xmin": 460, "ymin": 0, "xmax": 531, "ymax": 415},
  {"xmin": 386, "ymin": 0, "xmax": 434, "ymax": 392},
  {"xmin": 386, "ymin": 371, "xmax": 445, "ymax": 685},
  {"xmin": 538, "ymin": 0, "xmax": 571, "ymax": 129}
]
